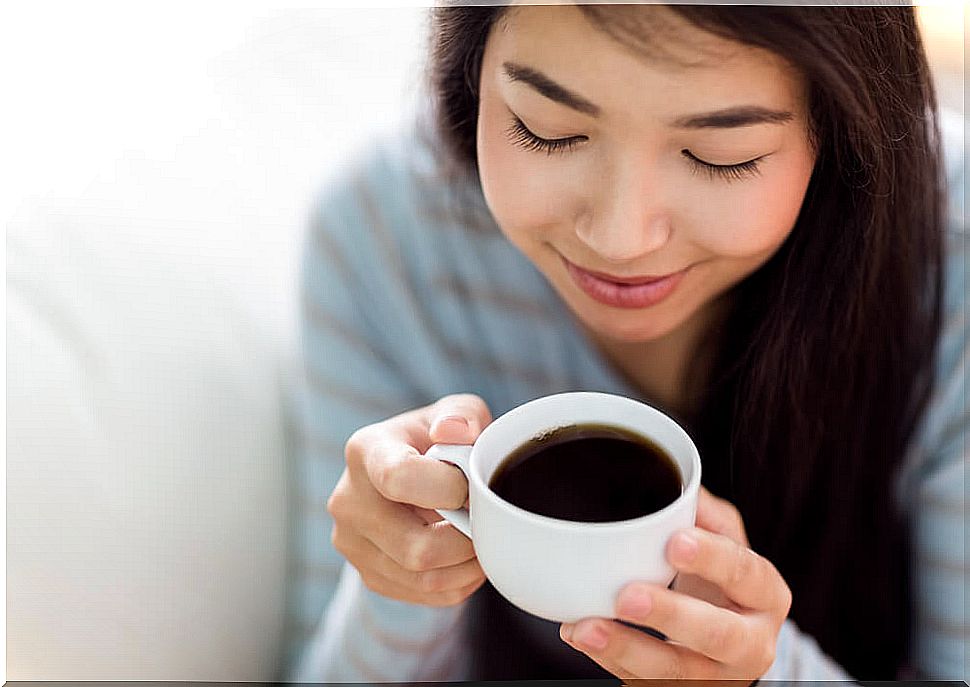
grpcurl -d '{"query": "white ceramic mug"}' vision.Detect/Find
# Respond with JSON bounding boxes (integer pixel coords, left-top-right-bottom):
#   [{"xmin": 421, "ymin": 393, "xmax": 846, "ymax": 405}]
[{"xmin": 425, "ymin": 391, "xmax": 701, "ymax": 624}]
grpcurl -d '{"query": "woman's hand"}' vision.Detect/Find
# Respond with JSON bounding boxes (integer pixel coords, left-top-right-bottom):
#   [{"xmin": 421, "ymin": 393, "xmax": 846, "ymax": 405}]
[
  {"xmin": 559, "ymin": 487, "xmax": 791, "ymax": 682},
  {"xmin": 326, "ymin": 394, "xmax": 491, "ymax": 607}
]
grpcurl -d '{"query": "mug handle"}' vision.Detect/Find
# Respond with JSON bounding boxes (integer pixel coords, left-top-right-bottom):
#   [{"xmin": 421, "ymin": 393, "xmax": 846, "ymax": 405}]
[{"xmin": 425, "ymin": 444, "xmax": 473, "ymax": 539}]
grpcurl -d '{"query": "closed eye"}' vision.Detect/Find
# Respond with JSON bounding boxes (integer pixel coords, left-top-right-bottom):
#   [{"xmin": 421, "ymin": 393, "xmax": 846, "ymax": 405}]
[
  {"xmin": 505, "ymin": 115, "xmax": 586, "ymax": 155},
  {"xmin": 504, "ymin": 113, "xmax": 766, "ymax": 184},
  {"xmin": 682, "ymin": 149, "xmax": 765, "ymax": 182}
]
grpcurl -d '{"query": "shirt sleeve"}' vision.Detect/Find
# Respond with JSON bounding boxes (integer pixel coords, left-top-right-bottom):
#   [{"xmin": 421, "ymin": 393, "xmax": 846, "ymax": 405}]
[
  {"xmin": 908, "ymin": 393, "xmax": 968, "ymax": 680},
  {"xmin": 760, "ymin": 619, "xmax": 855, "ymax": 680},
  {"xmin": 904, "ymin": 110, "xmax": 968, "ymax": 679},
  {"xmin": 281, "ymin": 149, "xmax": 471, "ymax": 682},
  {"xmin": 905, "ymin": 146, "xmax": 968, "ymax": 678}
]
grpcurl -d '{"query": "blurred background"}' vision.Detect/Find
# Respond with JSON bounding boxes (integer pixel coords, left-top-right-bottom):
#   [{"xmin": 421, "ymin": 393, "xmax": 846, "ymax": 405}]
[{"xmin": 3, "ymin": 2, "xmax": 964, "ymax": 681}]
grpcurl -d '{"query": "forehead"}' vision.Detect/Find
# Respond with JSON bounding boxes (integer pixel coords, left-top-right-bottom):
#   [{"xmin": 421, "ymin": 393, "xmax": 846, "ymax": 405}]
[{"xmin": 491, "ymin": 5, "xmax": 806, "ymax": 121}]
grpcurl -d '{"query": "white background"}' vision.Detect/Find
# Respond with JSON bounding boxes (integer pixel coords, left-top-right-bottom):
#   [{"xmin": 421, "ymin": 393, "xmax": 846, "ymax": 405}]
[{"xmin": 3, "ymin": 2, "xmax": 431, "ymax": 680}]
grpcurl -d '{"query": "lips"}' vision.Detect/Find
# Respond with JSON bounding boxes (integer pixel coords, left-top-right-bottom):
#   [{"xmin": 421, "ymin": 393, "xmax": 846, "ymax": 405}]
[
  {"xmin": 577, "ymin": 265, "xmax": 680, "ymax": 285},
  {"xmin": 562, "ymin": 257, "xmax": 690, "ymax": 309}
]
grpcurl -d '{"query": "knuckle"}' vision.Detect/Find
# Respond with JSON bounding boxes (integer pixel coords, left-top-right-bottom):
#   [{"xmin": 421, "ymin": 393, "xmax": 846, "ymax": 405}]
[
  {"xmin": 329, "ymin": 524, "xmax": 343, "ymax": 552},
  {"xmin": 326, "ymin": 480, "xmax": 348, "ymax": 518},
  {"xmin": 325, "ymin": 490, "xmax": 339, "ymax": 517},
  {"xmin": 373, "ymin": 448, "xmax": 422, "ymax": 502},
  {"xmin": 748, "ymin": 633, "xmax": 776, "ymax": 674},
  {"xmin": 780, "ymin": 583, "xmax": 794, "ymax": 617},
  {"xmin": 344, "ymin": 428, "xmax": 370, "ymax": 467}
]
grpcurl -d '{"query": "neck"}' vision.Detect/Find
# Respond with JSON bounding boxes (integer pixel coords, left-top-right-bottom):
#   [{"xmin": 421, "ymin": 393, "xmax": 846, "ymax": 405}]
[{"xmin": 581, "ymin": 292, "xmax": 735, "ymax": 421}]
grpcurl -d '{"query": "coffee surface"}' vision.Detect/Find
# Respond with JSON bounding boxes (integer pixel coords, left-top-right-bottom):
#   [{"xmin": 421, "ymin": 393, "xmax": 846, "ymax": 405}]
[{"xmin": 488, "ymin": 423, "xmax": 682, "ymax": 523}]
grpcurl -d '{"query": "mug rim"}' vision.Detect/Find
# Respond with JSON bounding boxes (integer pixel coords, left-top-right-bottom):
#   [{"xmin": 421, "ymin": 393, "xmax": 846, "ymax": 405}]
[{"xmin": 467, "ymin": 391, "xmax": 702, "ymax": 531}]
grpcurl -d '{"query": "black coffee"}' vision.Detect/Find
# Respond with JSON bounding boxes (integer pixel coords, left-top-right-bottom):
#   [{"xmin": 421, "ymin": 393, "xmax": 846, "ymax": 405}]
[{"xmin": 488, "ymin": 423, "xmax": 682, "ymax": 523}]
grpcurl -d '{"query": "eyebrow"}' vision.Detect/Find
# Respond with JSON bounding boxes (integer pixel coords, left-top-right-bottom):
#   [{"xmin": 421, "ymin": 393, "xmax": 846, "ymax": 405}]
[
  {"xmin": 503, "ymin": 62, "xmax": 601, "ymax": 117},
  {"xmin": 502, "ymin": 61, "xmax": 795, "ymax": 129},
  {"xmin": 672, "ymin": 106, "xmax": 795, "ymax": 129}
]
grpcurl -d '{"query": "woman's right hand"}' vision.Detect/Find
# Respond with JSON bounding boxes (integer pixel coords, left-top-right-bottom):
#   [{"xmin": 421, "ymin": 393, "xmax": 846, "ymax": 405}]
[{"xmin": 327, "ymin": 394, "xmax": 492, "ymax": 607}]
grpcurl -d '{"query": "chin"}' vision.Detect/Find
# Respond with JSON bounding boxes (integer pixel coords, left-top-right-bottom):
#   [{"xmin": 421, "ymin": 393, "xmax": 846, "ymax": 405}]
[{"xmin": 580, "ymin": 307, "xmax": 678, "ymax": 344}]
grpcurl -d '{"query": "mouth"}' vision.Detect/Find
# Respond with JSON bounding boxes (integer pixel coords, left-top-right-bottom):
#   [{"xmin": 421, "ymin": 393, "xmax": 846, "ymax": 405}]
[
  {"xmin": 561, "ymin": 256, "xmax": 692, "ymax": 309},
  {"xmin": 573, "ymin": 264, "xmax": 685, "ymax": 285}
]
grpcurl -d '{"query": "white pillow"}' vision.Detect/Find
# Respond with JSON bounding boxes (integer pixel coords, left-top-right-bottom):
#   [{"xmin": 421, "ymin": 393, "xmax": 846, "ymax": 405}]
[
  {"xmin": 5, "ymin": 6, "xmax": 429, "ymax": 679},
  {"xmin": 6, "ymin": 164, "xmax": 295, "ymax": 680}
]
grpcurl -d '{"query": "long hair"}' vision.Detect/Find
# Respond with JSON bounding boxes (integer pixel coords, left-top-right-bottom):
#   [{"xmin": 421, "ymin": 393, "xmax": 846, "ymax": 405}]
[{"xmin": 428, "ymin": 5, "xmax": 945, "ymax": 679}]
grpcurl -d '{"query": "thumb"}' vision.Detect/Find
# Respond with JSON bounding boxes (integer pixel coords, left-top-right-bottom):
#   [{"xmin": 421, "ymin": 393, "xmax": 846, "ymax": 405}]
[{"xmin": 428, "ymin": 393, "xmax": 492, "ymax": 445}]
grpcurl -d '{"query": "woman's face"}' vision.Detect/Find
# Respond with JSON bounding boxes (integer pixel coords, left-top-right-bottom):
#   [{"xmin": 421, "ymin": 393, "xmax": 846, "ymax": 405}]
[{"xmin": 477, "ymin": 5, "xmax": 817, "ymax": 344}]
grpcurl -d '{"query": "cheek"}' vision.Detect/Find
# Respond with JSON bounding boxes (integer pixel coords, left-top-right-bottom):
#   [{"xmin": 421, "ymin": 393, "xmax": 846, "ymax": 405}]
[
  {"xmin": 476, "ymin": 104, "xmax": 575, "ymax": 245},
  {"xmin": 692, "ymin": 158, "xmax": 812, "ymax": 259}
]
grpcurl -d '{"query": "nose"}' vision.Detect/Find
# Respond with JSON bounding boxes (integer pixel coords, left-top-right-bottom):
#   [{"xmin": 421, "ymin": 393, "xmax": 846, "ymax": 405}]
[{"xmin": 574, "ymin": 166, "xmax": 673, "ymax": 264}]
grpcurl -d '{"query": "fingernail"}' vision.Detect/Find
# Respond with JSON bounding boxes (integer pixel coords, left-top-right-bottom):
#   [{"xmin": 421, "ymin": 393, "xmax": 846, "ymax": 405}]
[
  {"xmin": 433, "ymin": 415, "xmax": 469, "ymax": 434},
  {"xmin": 572, "ymin": 621, "xmax": 609, "ymax": 651},
  {"xmin": 672, "ymin": 532, "xmax": 699, "ymax": 562},
  {"xmin": 618, "ymin": 583, "xmax": 652, "ymax": 617},
  {"xmin": 559, "ymin": 623, "xmax": 574, "ymax": 642}
]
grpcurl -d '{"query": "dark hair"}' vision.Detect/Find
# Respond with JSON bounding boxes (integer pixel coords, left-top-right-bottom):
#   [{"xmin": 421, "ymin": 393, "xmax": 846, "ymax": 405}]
[{"xmin": 428, "ymin": 4, "xmax": 945, "ymax": 679}]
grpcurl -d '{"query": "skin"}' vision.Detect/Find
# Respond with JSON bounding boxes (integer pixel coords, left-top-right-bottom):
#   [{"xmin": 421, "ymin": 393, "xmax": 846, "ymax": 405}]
[
  {"xmin": 477, "ymin": 5, "xmax": 816, "ymax": 417},
  {"xmin": 328, "ymin": 4, "xmax": 811, "ymax": 682}
]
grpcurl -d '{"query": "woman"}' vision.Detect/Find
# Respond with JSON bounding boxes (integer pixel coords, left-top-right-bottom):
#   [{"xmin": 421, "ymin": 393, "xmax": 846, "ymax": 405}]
[{"xmin": 285, "ymin": 4, "xmax": 966, "ymax": 682}]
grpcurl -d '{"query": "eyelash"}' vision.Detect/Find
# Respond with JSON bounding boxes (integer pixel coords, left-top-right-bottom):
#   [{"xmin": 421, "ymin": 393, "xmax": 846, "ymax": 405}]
[
  {"xmin": 505, "ymin": 115, "xmax": 765, "ymax": 182},
  {"xmin": 506, "ymin": 116, "xmax": 584, "ymax": 155},
  {"xmin": 682, "ymin": 150, "xmax": 764, "ymax": 182}
]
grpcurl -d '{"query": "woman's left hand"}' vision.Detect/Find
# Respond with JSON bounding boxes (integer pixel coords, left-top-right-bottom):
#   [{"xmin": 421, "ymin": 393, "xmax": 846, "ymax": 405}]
[{"xmin": 559, "ymin": 487, "xmax": 792, "ymax": 682}]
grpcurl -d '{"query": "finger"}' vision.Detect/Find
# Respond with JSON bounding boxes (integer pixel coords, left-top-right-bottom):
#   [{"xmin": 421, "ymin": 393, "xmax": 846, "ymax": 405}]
[
  {"xmin": 365, "ymin": 498, "xmax": 478, "ymax": 571},
  {"xmin": 560, "ymin": 620, "xmax": 638, "ymax": 681},
  {"xmin": 424, "ymin": 395, "xmax": 491, "ymax": 508},
  {"xmin": 615, "ymin": 582, "xmax": 763, "ymax": 665},
  {"xmin": 667, "ymin": 528, "xmax": 791, "ymax": 615},
  {"xmin": 344, "ymin": 392, "xmax": 489, "ymax": 470},
  {"xmin": 328, "ymin": 471, "xmax": 477, "ymax": 569},
  {"xmin": 354, "ymin": 563, "xmax": 486, "ymax": 608},
  {"xmin": 669, "ymin": 571, "xmax": 735, "ymax": 611},
  {"xmin": 695, "ymin": 487, "xmax": 748, "ymax": 546},
  {"xmin": 425, "ymin": 393, "xmax": 493, "ymax": 444},
  {"xmin": 358, "ymin": 439, "xmax": 470, "ymax": 510},
  {"xmin": 561, "ymin": 618, "xmax": 718, "ymax": 680},
  {"xmin": 337, "ymin": 526, "xmax": 486, "ymax": 594}
]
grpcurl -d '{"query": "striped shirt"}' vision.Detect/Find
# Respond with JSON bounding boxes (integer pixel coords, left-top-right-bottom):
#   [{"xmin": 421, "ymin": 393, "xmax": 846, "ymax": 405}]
[{"xmin": 283, "ymin": 107, "xmax": 967, "ymax": 681}]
